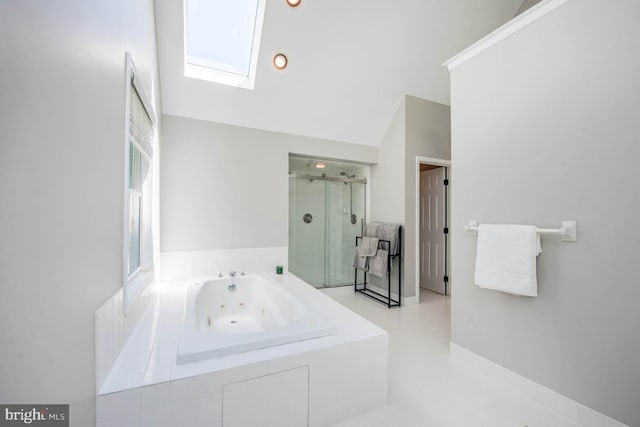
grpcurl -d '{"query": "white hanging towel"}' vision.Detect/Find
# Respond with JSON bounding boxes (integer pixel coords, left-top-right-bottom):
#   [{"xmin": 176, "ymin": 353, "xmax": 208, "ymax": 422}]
[{"xmin": 474, "ymin": 224, "xmax": 542, "ymax": 297}]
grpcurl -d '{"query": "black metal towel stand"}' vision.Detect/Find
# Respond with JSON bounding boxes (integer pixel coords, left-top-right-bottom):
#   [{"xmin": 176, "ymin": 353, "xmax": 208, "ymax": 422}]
[{"xmin": 353, "ymin": 229, "xmax": 401, "ymax": 308}]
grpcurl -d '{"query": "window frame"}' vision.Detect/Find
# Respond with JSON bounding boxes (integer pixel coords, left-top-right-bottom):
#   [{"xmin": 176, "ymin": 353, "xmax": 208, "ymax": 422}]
[
  {"xmin": 183, "ymin": 0, "xmax": 267, "ymax": 90},
  {"xmin": 123, "ymin": 52, "xmax": 157, "ymax": 314}
]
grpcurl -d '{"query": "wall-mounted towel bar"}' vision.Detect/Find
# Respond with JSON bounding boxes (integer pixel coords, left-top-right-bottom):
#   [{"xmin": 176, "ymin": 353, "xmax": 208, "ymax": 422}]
[{"xmin": 465, "ymin": 220, "xmax": 577, "ymax": 242}]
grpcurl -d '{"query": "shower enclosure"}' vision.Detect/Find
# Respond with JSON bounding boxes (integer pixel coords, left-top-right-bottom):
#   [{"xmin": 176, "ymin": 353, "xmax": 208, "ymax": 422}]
[{"xmin": 288, "ymin": 164, "xmax": 367, "ymax": 288}]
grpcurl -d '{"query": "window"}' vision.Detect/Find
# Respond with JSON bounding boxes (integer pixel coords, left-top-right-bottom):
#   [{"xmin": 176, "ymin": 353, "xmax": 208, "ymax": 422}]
[
  {"xmin": 123, "ymin": 53, "xmax": 156, "ymax": 311},
  {"xmin": 184, "ymin": 0, "xmax": 266, "ymax": 89}
]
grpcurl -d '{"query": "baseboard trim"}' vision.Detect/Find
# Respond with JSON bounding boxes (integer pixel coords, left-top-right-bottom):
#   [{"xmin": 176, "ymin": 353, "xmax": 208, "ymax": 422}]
[
  {"xmin": 449, "ymin": 342, "xmax": 628, "ymax": 427},
  {"xmin": 402, "ymin": 295, "xmax": 419, "ymax": 305}
]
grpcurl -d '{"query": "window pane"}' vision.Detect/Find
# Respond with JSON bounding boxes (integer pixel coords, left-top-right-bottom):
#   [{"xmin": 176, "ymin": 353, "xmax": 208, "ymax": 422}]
[
  {"xmin": 128, "ymin": 192, "xmax": 141, "ymax": 275},
  {"xmin": 128, "ymin": 143, "xmax": 135, "ymax": 190},
  {"xmin": 129, "ymin": 142, "xmax": 143, "ymax": 191},
  {"xmin": 185, "ymin": 0, "xmax": 259, "ymax": 76},
  {"xmin": 135, "ymin": 146, "xmax": 142, "ymax": 191}
]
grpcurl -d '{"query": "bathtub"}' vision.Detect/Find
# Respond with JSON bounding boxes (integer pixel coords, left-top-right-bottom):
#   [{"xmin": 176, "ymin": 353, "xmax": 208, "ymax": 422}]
[{"xmin": 177, "ymin": 274, "xmax": 336, "ymax": 364}]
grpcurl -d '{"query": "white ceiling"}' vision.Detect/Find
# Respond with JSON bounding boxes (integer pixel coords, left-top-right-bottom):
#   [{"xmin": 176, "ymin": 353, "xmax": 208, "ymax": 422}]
[{"xmin": 155, "ymin": 0, "xmax": 521, "ymax": 147}]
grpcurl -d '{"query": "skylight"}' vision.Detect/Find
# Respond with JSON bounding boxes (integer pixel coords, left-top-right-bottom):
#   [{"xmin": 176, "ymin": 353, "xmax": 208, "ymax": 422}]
[{"xmin": 184, "ymin": 0, "xmax": 265, "ymax": 89}]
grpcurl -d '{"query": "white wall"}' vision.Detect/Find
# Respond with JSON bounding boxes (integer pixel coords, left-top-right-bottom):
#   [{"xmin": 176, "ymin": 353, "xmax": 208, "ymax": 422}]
[
  {"xmin": 370, "ymin": 96, "xmax": 451, "ymax": 300},
  {"xmin": 516, "ymin": 0, "xmax": 543, "ymax": 15},
  {"xmin": 368, "ymin": 99, "xmax": 406, "ymax": 297},
  {"xmin": 449, "ymin": 0, "xmax": 640, "ymax": 425},
  {"xmin": 404, "ymin": 96, "xmax": 451, "ymax": 299},
  {"xmin": 370, "ymin": 99, "xmax": 406, "ymax": 225},
  {"xmin": 0, "ymin": 1, "xmax": 161, "ymax": 425},
  {"xmin": 160, "ymin": 115, "xmax": 377, "ymax": 252}
]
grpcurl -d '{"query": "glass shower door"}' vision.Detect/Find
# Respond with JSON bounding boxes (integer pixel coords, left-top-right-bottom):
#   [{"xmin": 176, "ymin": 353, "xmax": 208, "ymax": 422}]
[
  {"xmin": 289, "ymin": 172, "xmax": 366, "ymax": 288},
  {"xmin": 289, "ymin": 176, "xmax": 326, "ymax": 287},
  {"xmin": 325, "ymin": 181, "xmax": 366, "ymax": 287}
]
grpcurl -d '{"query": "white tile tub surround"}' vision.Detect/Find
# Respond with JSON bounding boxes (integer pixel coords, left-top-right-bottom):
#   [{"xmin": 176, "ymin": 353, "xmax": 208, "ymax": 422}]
[
  {"xmin": 96, "ymin": 273, "xmax": 388, "ymax": 427},
  {"xmin": 223, "ymin": 366, "xmax": 309, "ymax": 427},
  {"xmin": 159, "ymin": 246, "xmax": 288, "ymax": 281},
  {"xmin": 450, "ymin": 342, "xmax": 629, "ymax": 427},
  {"xmin": 95, "ymin": 283, "xmax": 157, "ymax": 393}
]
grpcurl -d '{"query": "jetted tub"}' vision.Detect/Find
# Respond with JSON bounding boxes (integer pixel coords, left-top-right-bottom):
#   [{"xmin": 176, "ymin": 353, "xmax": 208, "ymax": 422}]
[{"xmin": 177, "ymin": 274, "xmax": 336, "ymax": 364}]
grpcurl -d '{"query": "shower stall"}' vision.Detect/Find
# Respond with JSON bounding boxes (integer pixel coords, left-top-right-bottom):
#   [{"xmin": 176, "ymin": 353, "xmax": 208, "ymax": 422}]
[{"xmin": 288, "ymin": 160, "xmax": 367, "ymax": 288}]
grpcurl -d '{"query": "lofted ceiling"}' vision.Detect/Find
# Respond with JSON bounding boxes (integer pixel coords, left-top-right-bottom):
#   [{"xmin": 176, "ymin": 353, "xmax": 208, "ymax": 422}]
[{"xmin": 155, "ymin": 0, "xmax": 522, "ymax": 146}]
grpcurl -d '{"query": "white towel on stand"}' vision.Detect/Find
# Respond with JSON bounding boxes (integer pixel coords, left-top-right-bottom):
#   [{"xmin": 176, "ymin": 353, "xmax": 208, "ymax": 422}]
[{"xmin": 474, "ymin": 224, "xmax": 541, "ymax": 297}]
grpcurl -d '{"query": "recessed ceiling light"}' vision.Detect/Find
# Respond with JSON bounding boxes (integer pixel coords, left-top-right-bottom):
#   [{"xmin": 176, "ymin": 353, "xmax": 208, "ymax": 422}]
[
  {"xmin": 315, "ymin": 162, "xmax": 326, "ymax": 169},
  {"xmin": 286, "ymin": 0, "xmax": 301, "ymax": 7},
  {"xmin": 273, "ymin": 53, "xmax": 288, "ymax": 70}
]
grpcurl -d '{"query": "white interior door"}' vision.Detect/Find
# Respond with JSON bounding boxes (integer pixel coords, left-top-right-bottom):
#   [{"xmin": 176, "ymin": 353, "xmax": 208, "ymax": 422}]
[{"xmin": 420, "ymin": 167, "xmax": 446, "ymax": 294}]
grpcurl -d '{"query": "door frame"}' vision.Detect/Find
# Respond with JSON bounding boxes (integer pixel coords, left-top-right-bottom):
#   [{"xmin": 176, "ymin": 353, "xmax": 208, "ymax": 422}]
[{"xmin": 415, "ymin": 156, "xmax": 451, "ymax": 300}]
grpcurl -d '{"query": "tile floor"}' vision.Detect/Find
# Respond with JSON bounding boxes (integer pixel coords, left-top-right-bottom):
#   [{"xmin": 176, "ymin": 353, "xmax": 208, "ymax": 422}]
[{"xmin": 326, "ymin": 289, "xmax": 583, "ymax": 427}]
